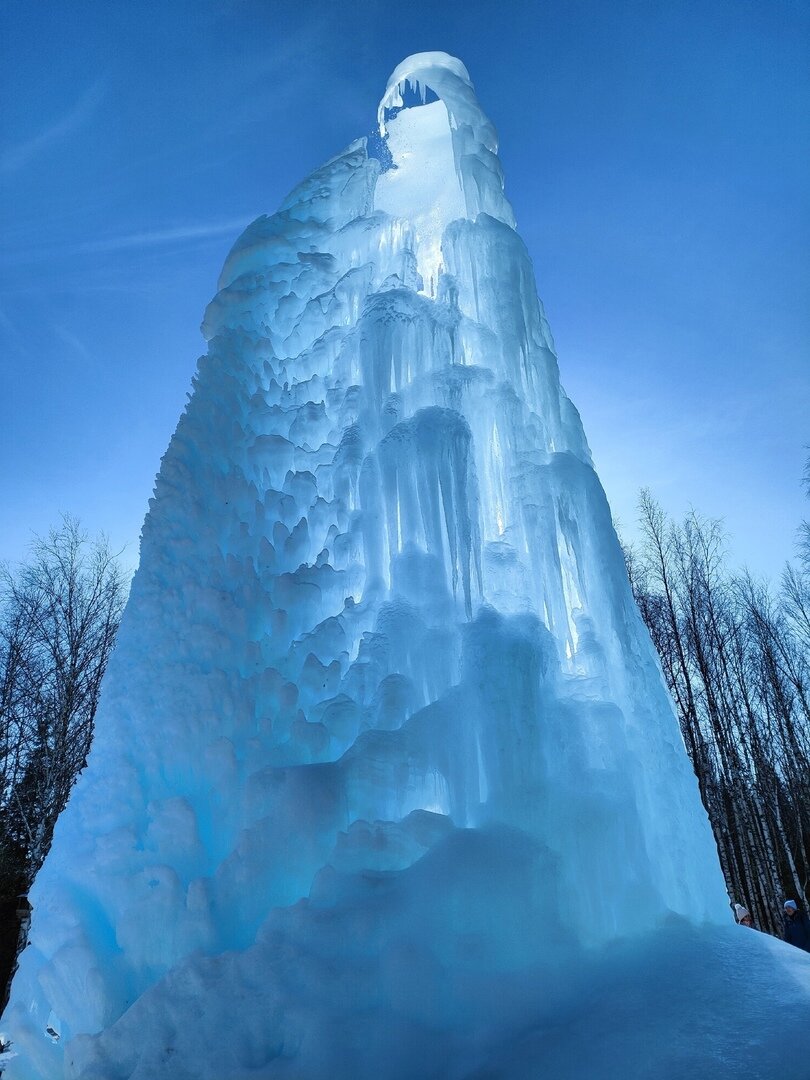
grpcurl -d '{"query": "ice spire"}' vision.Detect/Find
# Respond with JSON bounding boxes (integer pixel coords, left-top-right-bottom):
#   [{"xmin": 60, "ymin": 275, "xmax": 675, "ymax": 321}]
[
  {"xmin": 377, "ymin": 51, "xmax": 514, "ymax": 232},
  {"xmin": 8, "ymin": 54, "xmax": 802, "ymax": 1080}
]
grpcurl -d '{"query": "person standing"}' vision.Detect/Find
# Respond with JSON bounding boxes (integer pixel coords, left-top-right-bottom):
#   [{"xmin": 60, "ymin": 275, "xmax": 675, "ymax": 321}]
[
  {"xmin": 734, "ymin": 903, "xmax": 754, "ymax": 928},
  {"xmin": 783, "ymin": 900, "xmax": 810, "ymax": 952}
]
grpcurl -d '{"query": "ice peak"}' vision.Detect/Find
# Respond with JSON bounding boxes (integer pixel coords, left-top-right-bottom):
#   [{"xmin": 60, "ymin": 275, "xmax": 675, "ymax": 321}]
[
  {"xmin": 378, "ymin": 52, "xmax": 490, "ymax": 147},
  {"xmin": 375, "ymin": 53, "xmax": 514, "ymax": 243},
  {"xmin": 380, "ymin": 52, "xmax": 472, "ymax": 113}
]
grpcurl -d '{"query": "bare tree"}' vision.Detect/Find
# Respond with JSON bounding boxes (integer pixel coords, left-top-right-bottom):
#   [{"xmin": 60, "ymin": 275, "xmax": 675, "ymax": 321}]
[
  {"xmin": 798, "ymin": 450, "xmax": 810, "ymax": 567},
  {"xmin": 625, "ymin": 492, "xmax": 810, "ymax": 938},
  {"xmin": 0, "ymin": 518, "xmax": 128, "ymax": 1012}
]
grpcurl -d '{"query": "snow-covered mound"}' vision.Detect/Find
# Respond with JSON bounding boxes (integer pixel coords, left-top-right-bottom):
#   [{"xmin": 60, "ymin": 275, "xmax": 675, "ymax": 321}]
[{"xmin": 6, "ymin": 52, "xmax": 809, "ymax": 1079}]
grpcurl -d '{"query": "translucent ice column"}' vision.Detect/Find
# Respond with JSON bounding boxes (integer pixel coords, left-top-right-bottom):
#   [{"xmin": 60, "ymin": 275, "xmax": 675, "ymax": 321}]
[{"xmin": 5, "ymin": 53, "xmax": 730, "ymax": 1080}]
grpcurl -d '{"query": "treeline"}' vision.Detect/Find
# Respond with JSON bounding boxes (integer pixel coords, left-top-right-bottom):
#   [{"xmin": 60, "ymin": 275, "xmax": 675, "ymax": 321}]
[
  {"xmin": 624, "ymin": 485, "xmax": 810, "ymax": 936},
  {"xmin": 0, "ymin": 519, "xmax": 127, "ymax": 1010}
]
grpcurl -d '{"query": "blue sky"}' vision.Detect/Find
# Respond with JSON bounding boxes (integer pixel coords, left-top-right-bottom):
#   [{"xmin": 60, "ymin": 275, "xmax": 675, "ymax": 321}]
[{"xmin": 1, "ymin": 0, "xmax": 808, "ymax": 579}]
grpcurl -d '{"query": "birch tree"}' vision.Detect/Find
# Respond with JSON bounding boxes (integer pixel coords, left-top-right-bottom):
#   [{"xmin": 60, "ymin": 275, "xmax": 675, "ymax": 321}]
[{"xmin": 626, "ymin": 492, "xmax": 810, "ymax": 937}]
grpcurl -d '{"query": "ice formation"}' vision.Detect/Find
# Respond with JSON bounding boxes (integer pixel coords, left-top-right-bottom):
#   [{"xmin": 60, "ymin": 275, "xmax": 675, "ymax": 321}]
[{"xmin": 6, "ymin": 52, "xmax": 810, "ymax": 1080}]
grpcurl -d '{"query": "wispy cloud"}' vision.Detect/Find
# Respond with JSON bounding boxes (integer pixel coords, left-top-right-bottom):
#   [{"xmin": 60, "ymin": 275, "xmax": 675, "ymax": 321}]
[
  {"xmin": 79, "ymin": 218, "xmax": 253, "ymax": 254},
  {"xmin": 1, "ymin": 218, "xmax": 254, "ymax": 274},
  {"xmin": 1, "ymin": 81, "xmax": 106, "ymax": 174},
  {"xmin": 53, "ymin": 325, "xmax": 91, "ymax": 361}
]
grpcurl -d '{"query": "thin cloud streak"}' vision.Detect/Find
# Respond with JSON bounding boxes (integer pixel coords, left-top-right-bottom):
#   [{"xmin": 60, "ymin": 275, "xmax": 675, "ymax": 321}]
[
  {"xmin": 1, "ymin": 219, "xmax": 255, "ymax": 270},
  {"xmin": 53, "ymin": 325, "xmax": 91, "ymax": 361},
  {"xmin": 79, "ymin": 219, "xmax": 253, "ymax": 254},
  {"xmin": 1, "ymin": 81, "xmax": 106, "ymax": 174}
]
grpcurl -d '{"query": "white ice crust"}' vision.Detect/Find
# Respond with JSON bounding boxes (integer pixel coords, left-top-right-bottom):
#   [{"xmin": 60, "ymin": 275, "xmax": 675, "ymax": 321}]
[{"xmin": 6, "ymin": 52, "xmax": 810, "ymax": 1080}]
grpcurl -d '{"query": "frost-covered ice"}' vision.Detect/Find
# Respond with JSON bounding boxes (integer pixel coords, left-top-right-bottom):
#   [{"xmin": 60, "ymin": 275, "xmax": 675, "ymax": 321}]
[{"xmin": 6, "ymin": 52, "xmax": 810, "ymax": 1079}]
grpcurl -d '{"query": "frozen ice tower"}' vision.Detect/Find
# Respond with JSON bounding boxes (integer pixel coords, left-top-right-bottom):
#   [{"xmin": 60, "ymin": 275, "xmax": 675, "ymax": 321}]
[{"xmin": 6, "ymin": 53, "xmax": 810, "ymax": 1080}]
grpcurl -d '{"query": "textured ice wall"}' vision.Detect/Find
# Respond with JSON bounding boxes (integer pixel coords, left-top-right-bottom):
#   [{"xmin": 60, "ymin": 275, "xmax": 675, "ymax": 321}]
[{"xmin": 5, "ymin": 53, "xmax": 741, "ymax": 1079}]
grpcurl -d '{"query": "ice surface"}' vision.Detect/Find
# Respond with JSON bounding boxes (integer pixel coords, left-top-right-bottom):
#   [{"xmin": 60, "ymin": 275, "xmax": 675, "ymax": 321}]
[{"xmin": 6, "ymin": 51, "xmax": 810, "ymax": 1079}]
